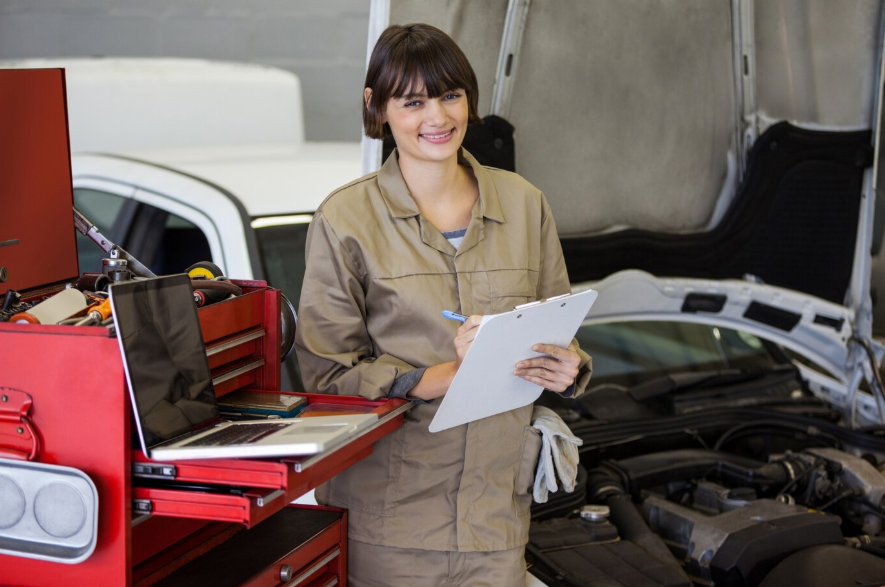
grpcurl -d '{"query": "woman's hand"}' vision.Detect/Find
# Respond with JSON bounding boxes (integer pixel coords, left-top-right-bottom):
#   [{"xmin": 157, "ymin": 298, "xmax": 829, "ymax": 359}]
[
  {"xmin": 406, "ymin": 315, "xmax": 482, "ymax": 401},
  {"xmin": 514, "ymin": 343, "xmax": 580, "ymax": 393},
  {"xmin": 453, "ymin": 315, "xmax": 482, "ymax": 369}
]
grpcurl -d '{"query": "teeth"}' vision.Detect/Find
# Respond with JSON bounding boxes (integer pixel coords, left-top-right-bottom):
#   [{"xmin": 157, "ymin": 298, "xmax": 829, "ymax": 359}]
[{"xmin": 422, "ymin": 130, "xmax": 452, "ymax": 139}]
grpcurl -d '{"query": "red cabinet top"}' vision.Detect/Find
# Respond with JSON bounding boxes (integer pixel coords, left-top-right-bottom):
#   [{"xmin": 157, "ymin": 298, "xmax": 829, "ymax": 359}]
[{"xmin": 0, "ymin": 68, "xmax": 79, "ymax": 296}]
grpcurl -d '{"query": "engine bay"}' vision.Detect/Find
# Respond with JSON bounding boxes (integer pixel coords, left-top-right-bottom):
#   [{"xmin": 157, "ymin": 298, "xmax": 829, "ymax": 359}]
[{"xmin": 530, "ymin": 365, "xmax": 885, "ymax": 586}]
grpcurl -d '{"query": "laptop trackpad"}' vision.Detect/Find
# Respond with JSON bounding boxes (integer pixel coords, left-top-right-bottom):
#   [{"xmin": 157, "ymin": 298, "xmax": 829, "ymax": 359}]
[{"xmin": 284, "ymin": 424, "xmax": 349, "ymax": 435}]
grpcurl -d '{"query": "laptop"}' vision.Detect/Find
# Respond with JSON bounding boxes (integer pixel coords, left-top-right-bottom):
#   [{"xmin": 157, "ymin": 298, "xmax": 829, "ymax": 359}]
[{"xmin": 109, "ymin": 274, "xmax": 377, "ymax": 461}]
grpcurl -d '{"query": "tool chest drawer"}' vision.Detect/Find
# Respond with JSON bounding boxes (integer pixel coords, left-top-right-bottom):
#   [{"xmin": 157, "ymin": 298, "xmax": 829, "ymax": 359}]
[
  {"xmin": 130, "ymin": 394, "xmax": 410, "ymax": 527},
  {"xmin": 147, "ymin": 506, "xmax": 345, "ymax": 587}
]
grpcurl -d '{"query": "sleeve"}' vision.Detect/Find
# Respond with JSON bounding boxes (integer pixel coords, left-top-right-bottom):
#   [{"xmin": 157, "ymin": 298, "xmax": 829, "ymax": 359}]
[
  {"xmin": 538, "ymin": 193, "xmax": 593, "ymax": 399},
  {"xmin": 294, "ymin": 211, "xmax": 418, "ymax": 400},
  {"xmin": 388, "ymin": 367, "xmax": 428, "ymax": 402}
]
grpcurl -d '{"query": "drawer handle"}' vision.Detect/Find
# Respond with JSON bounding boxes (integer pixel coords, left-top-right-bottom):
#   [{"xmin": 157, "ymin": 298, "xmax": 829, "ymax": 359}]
[
  {"xmin": 280, "ymin": 564, "xmax": 293, "ymax": 582},
  {"xmin": 284, "ymin": 548, "xmax": 340, "ymax": 587},
  {"xmin": 211, "ymin": 358, "xmax": 265, "ymax": 386},
  {"xmin": 206, "ymin": 328, "xmax": 265, "ymax": 357}
]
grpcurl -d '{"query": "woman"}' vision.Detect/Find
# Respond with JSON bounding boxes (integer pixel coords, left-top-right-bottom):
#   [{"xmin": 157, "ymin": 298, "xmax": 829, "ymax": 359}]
[{"xmin": 295, "ymin": 23, "xmax": 592, "ymax": 587}]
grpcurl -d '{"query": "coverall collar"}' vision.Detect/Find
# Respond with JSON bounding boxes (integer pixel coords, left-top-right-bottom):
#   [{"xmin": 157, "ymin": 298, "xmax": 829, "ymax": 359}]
[{"xmin": 377, "ymin": 147, "xmax": 506, "ymax": 224}]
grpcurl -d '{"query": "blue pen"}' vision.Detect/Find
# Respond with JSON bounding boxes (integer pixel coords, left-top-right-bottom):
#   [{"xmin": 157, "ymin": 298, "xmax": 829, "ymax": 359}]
[{"xmin": 441, "ymin": 310, "xmax": 468, "ymax": 323}]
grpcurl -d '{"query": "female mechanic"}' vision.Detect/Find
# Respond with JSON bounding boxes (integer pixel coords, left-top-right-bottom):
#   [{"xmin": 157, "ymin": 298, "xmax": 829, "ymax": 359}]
[{"xmin": 294, "ymin": 23, "xmax": 593, "ymax": 587}]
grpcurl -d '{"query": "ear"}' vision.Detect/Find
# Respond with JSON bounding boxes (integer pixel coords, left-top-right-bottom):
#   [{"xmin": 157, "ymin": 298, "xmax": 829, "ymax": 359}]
[{"xmin": 366, "ymin": 88, "xmax": 387, "ymax": 124}]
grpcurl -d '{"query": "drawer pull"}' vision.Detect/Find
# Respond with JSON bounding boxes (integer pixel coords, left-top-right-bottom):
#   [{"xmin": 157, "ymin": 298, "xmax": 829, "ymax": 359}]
[
  {"xmin": 280, "ymin": 564, "xmax": 294, "ymax": 581},
  {"xmin": 132, "ymin": 463, "xmax": 176, "ymax": 480},
  {"xmin": 212, "ymin": 358, "xmax": 265, "ymax": 386},
  {"xmin": 253, "ymin": 488, "xmax": 285, "ymax": 507},
  {"xmin": 206, "ymin": 328, "xmax": 265, "ymax": 357},
  {"xmin": 284, "ymin": 548, "xmax": 341, "ymax": 587},
  {"xmin": 133, "ymin": 499, "xmax": 152, "ymax": 514}
]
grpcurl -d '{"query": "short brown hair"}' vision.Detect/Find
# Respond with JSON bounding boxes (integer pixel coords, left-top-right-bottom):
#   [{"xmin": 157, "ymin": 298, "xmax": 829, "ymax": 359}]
[{"xmin": 363, "ymin": 23, "xmax": 482, "ymax": 139}]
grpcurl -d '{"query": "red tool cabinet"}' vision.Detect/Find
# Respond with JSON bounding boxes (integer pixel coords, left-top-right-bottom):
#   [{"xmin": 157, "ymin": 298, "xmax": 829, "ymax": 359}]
[
  {"xmin": 0, "ymin": 282, "xmax": 410, "ymax": 586},
  {"xmin": 0, "ymin": 67, "xmax": 409, "ymax": 587}
]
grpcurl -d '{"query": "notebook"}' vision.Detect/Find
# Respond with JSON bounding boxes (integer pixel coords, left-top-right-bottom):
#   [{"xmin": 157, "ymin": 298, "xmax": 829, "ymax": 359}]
[{"xmin": 109, "ymin": 274, "xmax": 377, "ymax": 461}]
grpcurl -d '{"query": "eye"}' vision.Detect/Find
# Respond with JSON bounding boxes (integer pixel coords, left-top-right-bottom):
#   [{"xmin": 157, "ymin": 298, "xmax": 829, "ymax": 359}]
[
  {"xmin": 404, "ymin": 100, "xmax": 421, "ymax": 107},
  {"xmin": 443, "ymin": 92, "xmax": 462, "ymax": 101}
]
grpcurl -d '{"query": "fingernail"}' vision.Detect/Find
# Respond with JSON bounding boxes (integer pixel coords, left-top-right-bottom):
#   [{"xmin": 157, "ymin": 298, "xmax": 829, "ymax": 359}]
[{"xmin": 532, "ymin": 344, "xmax": 541, "ymax": 351}]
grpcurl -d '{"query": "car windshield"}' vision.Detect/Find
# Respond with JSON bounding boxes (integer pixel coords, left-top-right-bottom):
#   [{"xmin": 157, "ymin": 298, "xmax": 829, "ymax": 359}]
[
  {"xmin": 574, "ymin": 320, "xmax": 784, "ymax": 389},
  {"xmin": 252, "ymin": 215, "xmax": 312, "ymax": 391}
]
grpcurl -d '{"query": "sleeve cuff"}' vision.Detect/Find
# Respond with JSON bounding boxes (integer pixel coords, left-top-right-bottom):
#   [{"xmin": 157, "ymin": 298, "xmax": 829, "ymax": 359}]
[
  {"xmin": 548, "ymin": 380, "xmax": 577, "ymax": 398},
  {"xmin": 388, "ymin": 367, "xmax": 431, "ymax": 404}
]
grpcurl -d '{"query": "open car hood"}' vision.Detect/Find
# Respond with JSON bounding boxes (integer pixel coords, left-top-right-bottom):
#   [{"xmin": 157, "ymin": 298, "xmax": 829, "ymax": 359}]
[
  {"xmin": 580, "ymin": 270, "xmax": 854, "ymax": 380},
  {"xmin": 367, "ymin": 0, "xmax": 885, "ymax": 410}
]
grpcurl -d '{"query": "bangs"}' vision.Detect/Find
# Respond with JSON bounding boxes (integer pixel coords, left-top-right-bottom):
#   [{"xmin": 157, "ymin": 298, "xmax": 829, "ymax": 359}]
[{"xmin": 385, "ymin": 48, "xmax": 467, "ymax": 99}]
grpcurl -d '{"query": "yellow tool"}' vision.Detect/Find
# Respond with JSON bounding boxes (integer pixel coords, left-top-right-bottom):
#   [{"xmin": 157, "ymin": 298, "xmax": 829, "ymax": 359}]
[{"xmin": 186, "ymin": 261, "xmax": 224, "ymax": 280}]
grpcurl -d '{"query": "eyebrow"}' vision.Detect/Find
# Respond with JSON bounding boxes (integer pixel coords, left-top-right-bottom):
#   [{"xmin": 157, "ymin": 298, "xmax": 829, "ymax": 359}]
[{"xmin": 397, "ymin": 88, "xmax": 460, "ymax": 101}]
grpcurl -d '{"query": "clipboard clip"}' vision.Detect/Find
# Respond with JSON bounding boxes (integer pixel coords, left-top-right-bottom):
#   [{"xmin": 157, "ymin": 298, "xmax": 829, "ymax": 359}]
[{"xmin": 513, "ymin": 292, "xmax": 572, "ymax": 311}]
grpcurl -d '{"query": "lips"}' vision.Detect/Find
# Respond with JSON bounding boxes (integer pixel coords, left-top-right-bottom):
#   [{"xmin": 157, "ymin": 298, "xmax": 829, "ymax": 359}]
[{"xmin": 419, "ymin": 128, "xmax": 455, "ymax": 144}]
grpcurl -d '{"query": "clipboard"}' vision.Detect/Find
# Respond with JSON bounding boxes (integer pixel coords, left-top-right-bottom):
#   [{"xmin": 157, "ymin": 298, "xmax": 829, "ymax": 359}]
[{"xmin": 428, "ymin": 289, "xmax": 598, "ymax": 432}]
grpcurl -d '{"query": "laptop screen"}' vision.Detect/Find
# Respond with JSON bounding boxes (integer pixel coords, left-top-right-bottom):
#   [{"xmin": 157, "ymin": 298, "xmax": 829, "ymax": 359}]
[{"xmin": 110, "ymin": 274, "xmax": 219, "ymax": 452}]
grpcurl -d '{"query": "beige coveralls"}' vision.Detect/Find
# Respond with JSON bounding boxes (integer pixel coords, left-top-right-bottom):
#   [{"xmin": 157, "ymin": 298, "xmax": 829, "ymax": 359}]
[{"xmin": 295, "ymin": 148, "xmax": 592, "ymax": 585}]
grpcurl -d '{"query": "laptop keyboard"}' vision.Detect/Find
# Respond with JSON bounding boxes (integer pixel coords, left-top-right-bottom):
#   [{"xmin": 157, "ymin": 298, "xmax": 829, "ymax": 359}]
[{"xmin": 182, "ymin": 422, "xmax": 290, "ymax": 447}]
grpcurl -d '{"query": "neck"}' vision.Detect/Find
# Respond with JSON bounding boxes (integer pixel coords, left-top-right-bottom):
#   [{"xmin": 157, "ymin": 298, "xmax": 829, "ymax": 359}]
[
  {"xmin": 397, "ymin": 150, "xmax": 462, "ymax": 205},
  {"xmin": 397, "ymin": 149, "xmax": 478, "ymax": 232}
]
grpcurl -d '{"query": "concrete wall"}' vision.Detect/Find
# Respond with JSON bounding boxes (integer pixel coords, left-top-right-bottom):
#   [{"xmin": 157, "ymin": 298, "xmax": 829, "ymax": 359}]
[{"xmin": 0, "ymin": 0, "xmax": 370, "ymax": 141}]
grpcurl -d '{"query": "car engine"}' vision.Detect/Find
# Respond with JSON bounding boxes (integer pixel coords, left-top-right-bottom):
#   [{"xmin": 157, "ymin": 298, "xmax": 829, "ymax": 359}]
[{"xmin": 529, "ymin": 373, "xmax": 885, "ymax": 587}]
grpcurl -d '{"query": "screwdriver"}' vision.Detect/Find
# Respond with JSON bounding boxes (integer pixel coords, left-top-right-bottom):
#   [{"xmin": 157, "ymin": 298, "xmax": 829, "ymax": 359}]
[{"xmin": 75, "ymin": 298, "xmax": 112, "ymax": 326}]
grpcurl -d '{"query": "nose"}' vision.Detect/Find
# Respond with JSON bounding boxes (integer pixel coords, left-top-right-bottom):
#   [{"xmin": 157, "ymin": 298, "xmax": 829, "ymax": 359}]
[{"xmin": 424, "ymin": 98, "xmax": 447, "ymax": 127}]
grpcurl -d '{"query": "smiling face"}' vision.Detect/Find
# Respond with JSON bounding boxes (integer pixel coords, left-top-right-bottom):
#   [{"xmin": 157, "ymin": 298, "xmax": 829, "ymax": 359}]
[
  {"xmin": 380, "ymin": 85, "xmax": 468, "ymax": 167},
  {"xmin": 362, "ymin": 24, "xmax": 482, "ymax": 142}
]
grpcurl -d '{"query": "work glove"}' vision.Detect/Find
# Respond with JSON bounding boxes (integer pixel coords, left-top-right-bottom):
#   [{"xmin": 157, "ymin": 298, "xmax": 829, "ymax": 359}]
[{"xmin": 531, "ymin": 405, "xmax": 583, "ymax": 503}]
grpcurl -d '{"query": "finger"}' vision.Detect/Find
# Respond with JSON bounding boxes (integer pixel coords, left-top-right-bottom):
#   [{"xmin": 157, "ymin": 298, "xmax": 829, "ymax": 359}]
[
  {"xmin": 515, "ymin": 372, "xmax": 571, "ymax": 392},
  {"xmin": 514, "ymin": 366, "xmax": 572, "ymax": 388},
  {"xmin": 457, "ymin": 315, "xmax": 482, "ymax": 334},
  {"xmin": 531, "ymin": 343, "xmax": 562, "ymax": 359},
  {"xmin": 516, "ymin": 357, "xmax": 554, "ymax": 372},
  {"xmin": 455, "ymin": 326, "xmax": 479, "ymax": 345},
  {"xmin": 517, "ymin": 356, "xmax": 576, "ymax": 375},
  {"xmin": 515, "ymin": 372, "xmax": 555, "ymax": 387},
  {"xmin": 532, "ymin": 343, "xmax": 580, "ymax": 365},
  {"xmin": 516, "ymin": 362, "xmax": 578, "ymax": 386}
]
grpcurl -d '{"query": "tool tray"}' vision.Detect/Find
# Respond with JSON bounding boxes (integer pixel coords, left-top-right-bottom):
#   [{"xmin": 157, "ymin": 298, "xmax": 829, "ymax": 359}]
[{"xmin": 131, "ymin": 392, "xmax": 407, "ymax": 524}]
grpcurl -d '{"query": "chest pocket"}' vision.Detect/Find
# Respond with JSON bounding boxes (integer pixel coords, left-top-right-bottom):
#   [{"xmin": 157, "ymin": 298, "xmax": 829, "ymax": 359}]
[{"xmin": 487, "ymin": 269, "xmax": 537, "ymax": 314}]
